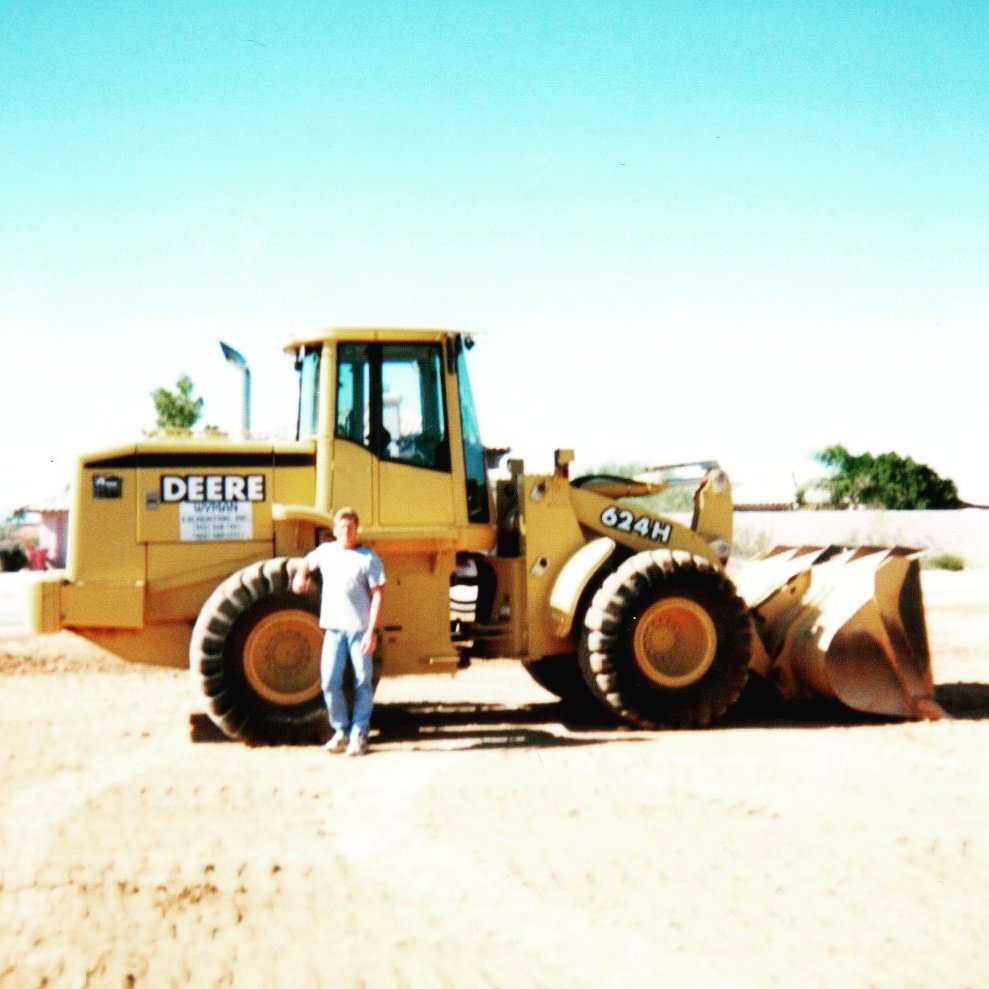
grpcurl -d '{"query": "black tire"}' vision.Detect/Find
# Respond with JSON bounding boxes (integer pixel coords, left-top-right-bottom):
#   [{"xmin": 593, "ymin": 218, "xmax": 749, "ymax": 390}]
[
  {"xmin": 578, "ymin": 549, "xmax": 753, "ymax": 729},
  {"xmin": 521, "ymin": 563, "xmax": 618, "ymax": 717},
  {"xmin": 520, "ymin": 653, "xmax": 606, "ymax": 707},
  {"xmin": 190, "ymin": 557, "xmax": 327, "ymax": 745},
  {"xmin": 522, "ymin": 654, "xmax": 585, "ymax": 700},
  {"xmin": 522, "ymin": 654, "xmax": 617, "ymax": 725}
]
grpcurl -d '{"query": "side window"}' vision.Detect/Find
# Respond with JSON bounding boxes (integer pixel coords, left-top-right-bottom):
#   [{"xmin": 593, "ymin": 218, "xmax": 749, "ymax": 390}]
[
  {"xmin": 296, "ymin": 346, "xmax": 321, "ymax": 439},
  {"xmin": 336, "ymin": 343, "xmax": 372, "ymax": 448},
  {"xmin": 380, "ymin": 344, "xmax": 450, "ymax": 470},
  {"xmin": 335, "ymin": 341, "xmax": 450, "ymax": 471},
  {"xmin": 456, "ymin": 341, "xmax": 490, "ymax": 522}
]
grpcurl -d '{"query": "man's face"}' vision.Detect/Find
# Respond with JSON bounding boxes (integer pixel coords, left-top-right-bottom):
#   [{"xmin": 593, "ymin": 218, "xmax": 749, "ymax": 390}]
[{"xmin": 333, "ymin": 516, "xmax": 359, "ymax": 548}]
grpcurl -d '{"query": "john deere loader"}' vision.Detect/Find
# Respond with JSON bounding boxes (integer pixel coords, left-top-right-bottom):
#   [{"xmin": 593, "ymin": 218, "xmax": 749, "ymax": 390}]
[{"xmin": 26, "ymin": 328, "xmax": 943, "ymax": 743}]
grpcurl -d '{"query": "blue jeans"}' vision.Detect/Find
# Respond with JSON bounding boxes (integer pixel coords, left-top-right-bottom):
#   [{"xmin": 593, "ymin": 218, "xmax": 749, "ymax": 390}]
[{"xmin": 321, "ymin": 629, "xmax": 374, "ymax": 735}]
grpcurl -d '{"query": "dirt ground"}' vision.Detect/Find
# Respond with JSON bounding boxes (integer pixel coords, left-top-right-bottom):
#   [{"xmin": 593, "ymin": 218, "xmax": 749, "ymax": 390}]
[{"xmin": 1, "ymin": 569, "xmax": 987, "ymax": 989}]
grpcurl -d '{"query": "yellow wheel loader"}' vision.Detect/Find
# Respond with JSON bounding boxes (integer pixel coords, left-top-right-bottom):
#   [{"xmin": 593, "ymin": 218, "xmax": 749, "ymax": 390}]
[{"xmin": 26, "ymin": 328, "xmax": 943, "ymax": 743}]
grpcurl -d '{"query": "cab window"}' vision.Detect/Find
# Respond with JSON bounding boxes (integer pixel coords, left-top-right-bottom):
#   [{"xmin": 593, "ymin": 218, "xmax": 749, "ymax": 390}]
[
  {"xmin": 455, "ymin": 340, "xmax": 490, "ymax": 522},
  {"xmin": 296, "ymin": 345, "xmax": 321, "ymax": 439},
  {"xmin": 335, "ymin": 342, "xmax": 450, "ymax": 471},
  {"xmin": 335, "ymin": 343, "xmax": 372, "ymax": 447}
]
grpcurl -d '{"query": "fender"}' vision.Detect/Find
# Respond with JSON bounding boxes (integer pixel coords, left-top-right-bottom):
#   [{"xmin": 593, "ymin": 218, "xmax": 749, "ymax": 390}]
[
  {"xmin": 549, "ymin": 536, "xmax": 616, "ymax": 638},
  {"xmin": 271, "ymin": 503, "xmax": 337, "ymax": 529}
]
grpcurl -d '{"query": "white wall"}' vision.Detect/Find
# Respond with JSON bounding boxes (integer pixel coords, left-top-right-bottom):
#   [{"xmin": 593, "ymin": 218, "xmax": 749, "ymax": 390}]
[{"xmin": 732, "ymin": 509, "xmax": 989, "ymax": 567}]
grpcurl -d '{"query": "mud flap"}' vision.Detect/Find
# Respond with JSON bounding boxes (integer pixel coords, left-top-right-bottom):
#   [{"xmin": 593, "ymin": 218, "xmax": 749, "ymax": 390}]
[{"xmin": 734, "ymin": 546, "xmax": 946, "ymax": 720}]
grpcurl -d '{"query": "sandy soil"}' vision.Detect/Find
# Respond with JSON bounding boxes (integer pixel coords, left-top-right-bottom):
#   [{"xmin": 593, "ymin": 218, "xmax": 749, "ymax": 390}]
[{"xmin": 1, "ymin": 570, "xmax": 987, "ymax": 989}]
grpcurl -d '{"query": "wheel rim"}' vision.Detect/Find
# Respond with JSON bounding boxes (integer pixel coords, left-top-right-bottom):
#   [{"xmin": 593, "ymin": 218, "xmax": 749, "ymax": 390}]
[
  {"xmin": 242, "ymin": 609, "xmax": 323, "ymax": 705},
  {"xmin": 632, "ymin": 596, "xmax": 717, "ymax": 688}
]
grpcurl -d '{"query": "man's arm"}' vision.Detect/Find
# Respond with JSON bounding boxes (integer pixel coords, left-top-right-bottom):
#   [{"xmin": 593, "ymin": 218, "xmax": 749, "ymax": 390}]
[
  {"xmin": 360, "ymin": 585, "xmax": 384, "ymax": 656},
  {"xmin": 291, "ymin": 557, "xmax": 313, "ymax": 595}
]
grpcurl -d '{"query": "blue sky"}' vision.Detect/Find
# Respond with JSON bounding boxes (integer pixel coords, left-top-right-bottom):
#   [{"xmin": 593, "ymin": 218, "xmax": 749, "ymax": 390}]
[{"xmin": 2, "ymin": 1, "xmax": 987, "ymax": 512}]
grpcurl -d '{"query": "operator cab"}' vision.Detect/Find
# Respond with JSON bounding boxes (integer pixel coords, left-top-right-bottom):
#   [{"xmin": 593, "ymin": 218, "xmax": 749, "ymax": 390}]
[{"xmin": 292, "ymin": 330, "xmax": 491, "ymax": 532}]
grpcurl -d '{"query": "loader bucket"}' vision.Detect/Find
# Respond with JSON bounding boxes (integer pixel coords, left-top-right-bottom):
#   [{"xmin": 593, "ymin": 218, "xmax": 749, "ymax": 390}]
[{"xmin": 736, "ymin": 546, "xmax": 945, "ymax": 721}]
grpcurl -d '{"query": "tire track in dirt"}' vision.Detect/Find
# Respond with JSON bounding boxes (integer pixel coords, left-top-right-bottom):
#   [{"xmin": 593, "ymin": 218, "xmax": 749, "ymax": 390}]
[
  {"xmin": 325, "ymin": 754, "xmax": 760, "ymax": 989},
  {"xmin": 0, "ymin": 736, "xmax": 187, "ymax": 897}
]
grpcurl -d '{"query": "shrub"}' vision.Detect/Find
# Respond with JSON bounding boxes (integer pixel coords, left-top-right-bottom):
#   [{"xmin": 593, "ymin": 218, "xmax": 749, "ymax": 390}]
[
  {"xmin": 732, "ymin": 528, "xmax": 774, "ymax": 560},
  {"xmin": 0, "ymin": 541, "xmax": 29, "ymax": 572},
  {"xmin": 923, "ymin": 553, "xmax": 965, "ymax": 571}
]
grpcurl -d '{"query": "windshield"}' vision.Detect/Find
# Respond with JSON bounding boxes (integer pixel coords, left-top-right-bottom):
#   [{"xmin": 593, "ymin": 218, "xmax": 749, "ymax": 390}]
[{"xmin": 296, "ymin": 346, "xmax": 321, "ymax": 439}]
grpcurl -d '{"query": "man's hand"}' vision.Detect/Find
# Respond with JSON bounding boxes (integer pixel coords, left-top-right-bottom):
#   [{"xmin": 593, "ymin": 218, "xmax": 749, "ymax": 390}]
[
  {"xmin": 362, "ymin": 585, "xmax": 384, "ymax": 655},
  {"xmin": 291, "ymin": 562, "xmax": 311, "ymax": 595}
]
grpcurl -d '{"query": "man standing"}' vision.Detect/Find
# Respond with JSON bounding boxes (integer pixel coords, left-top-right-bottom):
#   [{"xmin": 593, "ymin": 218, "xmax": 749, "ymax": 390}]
[{"xmin": 292, "ymin": 507, "xmax": 385, "ymax": 756}]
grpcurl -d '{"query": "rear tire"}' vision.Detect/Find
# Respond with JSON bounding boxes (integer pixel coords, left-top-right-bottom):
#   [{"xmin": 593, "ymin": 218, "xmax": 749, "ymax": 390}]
[
  {"xmin": 190, "ymin": 557, "xmax": 327, "ymax": 745},
  {"xmin": 579, "ymin": 549, "xmax": 753, "ymax": 729}
]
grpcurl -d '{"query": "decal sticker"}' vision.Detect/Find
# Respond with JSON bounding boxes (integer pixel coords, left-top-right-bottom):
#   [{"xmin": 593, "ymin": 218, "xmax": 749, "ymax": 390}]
[
  {"xmin": 179, "ymin": 501, "xmax": 253, "ymax": 542},
  {"xmin": 600, "ymin": 505, "xmax": 672, "ymax": 544},
  {"xmin": 160, "ymin": 474, "xmax": 266, "ymax": 503},
  {"xmin": 93, "ymin": 475, "xmax": 123, "ymax": 499}
]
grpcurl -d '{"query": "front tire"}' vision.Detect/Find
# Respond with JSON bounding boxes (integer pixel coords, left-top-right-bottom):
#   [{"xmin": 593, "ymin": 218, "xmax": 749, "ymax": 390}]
[
  {"xmin": 522, "ymin": 653, "xmax": 615, "ymax": 716},
  {"xmin": 522, "ymin": 654, "xmax": 585, "ymax": 700},
  {"xmin": 579, "ymin": 549, "xmax": 753, "ymax": 729},
  {"xmin": 191, "ymin": 557, "xmax": 327, "ymax": 744}
]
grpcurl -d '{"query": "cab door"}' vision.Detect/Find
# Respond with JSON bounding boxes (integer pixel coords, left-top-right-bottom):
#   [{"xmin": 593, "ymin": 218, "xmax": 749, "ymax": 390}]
[{"xmin": 330, "ymin": 341, "xmax": 456, "ymax": 528}]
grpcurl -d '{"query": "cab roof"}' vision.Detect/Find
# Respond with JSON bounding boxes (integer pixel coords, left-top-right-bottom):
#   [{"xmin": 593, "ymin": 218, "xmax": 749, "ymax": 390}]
[{"xmin": 284, "ymin": 326, "xmax": 472, "ymax": 352}]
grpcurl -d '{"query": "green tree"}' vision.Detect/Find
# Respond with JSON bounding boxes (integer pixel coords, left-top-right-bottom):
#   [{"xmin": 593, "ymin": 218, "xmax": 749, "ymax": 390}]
[
  {"xmin": 813, "ymin": 445, "xmax": 961, "ymax": 510},
  {"xmin": 151, "ymin": 375, "xmax": 204, "ymax": 430}
]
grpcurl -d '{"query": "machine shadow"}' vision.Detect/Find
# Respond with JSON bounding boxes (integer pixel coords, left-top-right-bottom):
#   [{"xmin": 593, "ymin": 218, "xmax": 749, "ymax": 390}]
[
  {"xmin": 188, "ymin": 678, "xmax": 989, "ymax": 745},
  {"xmin": 371, "ymin": 700, "xmax": 617, "ymax": 750},
  {"xmin": 718, "ymin": 676, "xmax": 989, "ymax": 727},
  {"xmin": 188, "ymin": 701, "xmax": 625, "ymax": 749},
  {"xmin": 934, "ymin": 682, "xmax": 989, "ymax": 720}
]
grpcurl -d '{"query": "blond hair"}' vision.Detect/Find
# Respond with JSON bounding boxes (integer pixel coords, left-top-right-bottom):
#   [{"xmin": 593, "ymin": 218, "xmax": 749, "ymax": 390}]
[{"xmin": 333, "ymin": 506, "xmax": 360, "ymax": 526}]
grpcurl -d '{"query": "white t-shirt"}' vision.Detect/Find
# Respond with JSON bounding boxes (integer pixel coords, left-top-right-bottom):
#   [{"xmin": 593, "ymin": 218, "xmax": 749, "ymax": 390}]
[{"xmin": 304, "ymin": 541, "xmax": 385, "ymax": 631}]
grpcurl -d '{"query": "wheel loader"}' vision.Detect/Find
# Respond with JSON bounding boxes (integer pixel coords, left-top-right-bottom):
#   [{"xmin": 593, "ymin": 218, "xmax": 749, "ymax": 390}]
[{"xmin": 25, "ymin": 327, "xmax": 943, "ymax": 743}]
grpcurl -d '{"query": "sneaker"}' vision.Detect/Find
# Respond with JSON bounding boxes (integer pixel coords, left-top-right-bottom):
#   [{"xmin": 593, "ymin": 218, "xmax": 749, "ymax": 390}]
[
  {"xmin": 324, "ymin": 729, "xmax": 347, "ymax": 754},
  {"xmin": 346, "ymin": 731, "xmax": 369, "ymax": 757}
]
